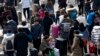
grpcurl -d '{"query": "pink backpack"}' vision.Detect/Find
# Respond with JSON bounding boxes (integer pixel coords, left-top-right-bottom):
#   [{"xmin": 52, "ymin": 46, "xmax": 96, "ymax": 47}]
[
  {"xmin": 39, "ymin": 9, "xmax": 45, "ymax": 20},
  {"xmin": 51, "ymin": 23, "xmax": 60, "ymax": 38}
]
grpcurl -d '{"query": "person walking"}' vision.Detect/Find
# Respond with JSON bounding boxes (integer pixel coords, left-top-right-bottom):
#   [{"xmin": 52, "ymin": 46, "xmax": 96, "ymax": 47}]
[
  {"xmin": 2, "ymin": 30, "xmax": 15, "ymax": 56},
  {"xmin": 31, "ymin": 19, "xmax": 43, "ymax": 51},
  {"xmin": 43, "ymin": 12, "xmax": 53, "ymax": 36},
  {"xmin": 20, "ymin": 0, "xmax": 32, "ymax": 21},
  {"xmin": 14, "ymin": 28, "xmax": 32, "ymax": 56},
  {"xmin": 71, "ymin": 30, "xmax": 84, "ymax": 56}
]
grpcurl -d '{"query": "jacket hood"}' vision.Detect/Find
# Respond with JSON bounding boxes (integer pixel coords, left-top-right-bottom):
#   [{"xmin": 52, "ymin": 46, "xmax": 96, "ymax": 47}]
[
  {"xmin": 4, "ymin": 33, "xmax": 15, "ymax": 40},
  {"xmin": 17, "ymin": 24, "xmax": 29, "ymax": 28}
]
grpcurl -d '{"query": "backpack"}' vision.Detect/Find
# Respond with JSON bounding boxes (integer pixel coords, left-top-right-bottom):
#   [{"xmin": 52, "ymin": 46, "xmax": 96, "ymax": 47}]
[
  {"xmin": 39, "ymin": 9, "xmax": 45, "ymax": 20},
  {"xmin": 6, "ymin": 40, "xmax": 13, "ymax": 50},
  {"xmin": 60, "ymin": 22, "xmax": 71, "ymax": 32},
  {"xmin": 51, "ymin": 23, "xmax": 60, "ymax": 38}
]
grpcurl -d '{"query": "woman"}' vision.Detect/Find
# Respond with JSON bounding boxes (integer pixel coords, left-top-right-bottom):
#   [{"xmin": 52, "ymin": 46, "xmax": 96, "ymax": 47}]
[{"xmin": 71, "ymin": 30, "xmax": 83, "ymax": 56}]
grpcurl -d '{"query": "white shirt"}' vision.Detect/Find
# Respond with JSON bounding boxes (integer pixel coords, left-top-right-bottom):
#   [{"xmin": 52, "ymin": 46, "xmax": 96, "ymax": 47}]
[
  {"xmin": 77, "ymin": 15, "xmax": 87, "ymax": 26},
  {"xmin": 20, "ymin": 0, "xmax": 32, "ymax": 8}
]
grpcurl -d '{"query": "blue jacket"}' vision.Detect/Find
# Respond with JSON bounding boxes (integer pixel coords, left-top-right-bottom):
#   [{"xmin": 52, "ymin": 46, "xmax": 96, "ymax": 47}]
[{"xmin": 87, "ymin": 12, "xmax": 95, "ymax": 26}]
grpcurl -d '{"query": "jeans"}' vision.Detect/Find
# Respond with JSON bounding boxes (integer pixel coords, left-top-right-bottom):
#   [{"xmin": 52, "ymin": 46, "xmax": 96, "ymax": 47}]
[{"xmin": 23, "ymin": 8, "xmax": 30, "ymax": 19}]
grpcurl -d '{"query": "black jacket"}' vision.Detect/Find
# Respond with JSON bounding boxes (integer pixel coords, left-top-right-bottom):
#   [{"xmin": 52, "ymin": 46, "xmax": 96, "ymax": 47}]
[{"xmin": 14, "ymin": 32, "xmax": 31, "ymax": 55}]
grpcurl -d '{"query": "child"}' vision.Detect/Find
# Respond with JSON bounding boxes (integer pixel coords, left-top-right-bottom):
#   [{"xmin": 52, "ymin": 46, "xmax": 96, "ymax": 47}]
[{"xmin": 39, "ymin": 35, "xmax": 52, "ymax": 56}]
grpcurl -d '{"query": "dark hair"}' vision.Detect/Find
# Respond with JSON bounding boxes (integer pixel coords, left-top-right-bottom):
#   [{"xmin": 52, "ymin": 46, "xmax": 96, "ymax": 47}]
[
  {"xmin": 18, "ymin": 28, "xmax": 23, "ymax": 32},
  {"xmin": 95, "ymin": 11, "xmax": 100, "ymax": 16},
  {"xmin": 74, "ymin": 30, "xmax": 79, "ymax": 34},
  {"xmin": 56, "ymin": 11, "xmax": 60, "ymax": 14},
  {"xmin": 44, "ymin": 35, "xmax": 49, "ymax": 40},
  {"xmin": 45, "ymin": 11, "xmax": 49, "ymax": 16},
  {"xmin": 79, "ymin": 23, "xmax": 84, "ymax": 28},
  {"xmin": 7, "ymin": 29, "xmax": 12, "ymax": 33},
  {"xmin": 78, "ymin": 11, "xmax": 82, "ymax": 15},
  {"xmin": 74, "ymin": 20, "xmax": 79, "ymax": 29},
  {"xmin": 21, "ymin": 21, "xmax": 26, "ymax": 26},
  {"xmin": 41, "ymin": 4, "xmax": 45, "ymax": 9},
  {"xmin": 7, "ymin": 15, "xmax": 13, "ymax": 20},
  {"xmin": 95, "ymin": 22, "xmax": 99, "ymax": 26},
  {"xmin": 69, "ymin": 5, "xmax": 74, "ymax": 8},
  {"xmin": 64, "ymin": 14, "xmax": 68, "ymax": 18}
]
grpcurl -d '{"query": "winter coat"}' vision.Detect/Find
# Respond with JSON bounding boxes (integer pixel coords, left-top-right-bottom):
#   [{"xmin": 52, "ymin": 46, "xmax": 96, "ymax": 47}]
[
  {"xmin": 43, "ymin": 16, "xmax": 53, "ymax": 35},
  {"xmin": 7, "ymin": 20, "xmax": 17, "ymax": 33},
  {"xmin": 43, "ymin": 16, "xmax": 53, "ymax": 28},
  {"xmin": 14, "ymin": 32, "xmax": 31, "ymax": 56},
  {"xmin": 31, "ymin": 24, "xmax": 43, "ymax": 39},
  {"xmin": 17, "ymin": 25, "xmax": 30, "ymax": 35}
]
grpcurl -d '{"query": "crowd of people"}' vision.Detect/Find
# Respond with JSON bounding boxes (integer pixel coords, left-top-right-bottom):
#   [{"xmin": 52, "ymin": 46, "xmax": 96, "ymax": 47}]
[{"xmin": 0, "ymin": 0, "xmax": 100, "ymax": 56}]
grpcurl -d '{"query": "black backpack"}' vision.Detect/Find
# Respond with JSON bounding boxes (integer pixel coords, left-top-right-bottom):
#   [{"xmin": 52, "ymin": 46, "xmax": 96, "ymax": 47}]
[{"xmin": 6, "ymin": 40, "xmax": 13, "ymax": 50}]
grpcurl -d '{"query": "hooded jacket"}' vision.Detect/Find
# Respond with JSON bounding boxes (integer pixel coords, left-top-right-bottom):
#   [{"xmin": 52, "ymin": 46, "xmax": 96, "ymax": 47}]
[{"xmin": 2, "ymin": 33, "xmax": 15, "ymax": 51}]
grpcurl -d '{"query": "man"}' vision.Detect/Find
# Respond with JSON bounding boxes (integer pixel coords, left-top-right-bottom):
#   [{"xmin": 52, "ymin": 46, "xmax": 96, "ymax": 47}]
[
  {"xmin": 43, "ymin": 12, "xmax": 53, "ymax": 36},
  {"xmin": 77, "ymin": 0, "xmax": 85, "ymax": 14},
  {"xmin": 14, "ymin": 28, "xmax": 32, "ymax": 56},
  {"xmin": 31, "ymin": 19, "xmax": 43, "ymax": 51},
  {"xmin": 20, "ymin": 0, "xmax": 32, "ymax": 20}
]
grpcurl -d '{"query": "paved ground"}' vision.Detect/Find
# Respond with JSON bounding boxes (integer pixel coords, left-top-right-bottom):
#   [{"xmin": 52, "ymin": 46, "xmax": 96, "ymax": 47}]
[{"xmin": 0, "ymin": 0, "xmax": 79, "ymax": 55}]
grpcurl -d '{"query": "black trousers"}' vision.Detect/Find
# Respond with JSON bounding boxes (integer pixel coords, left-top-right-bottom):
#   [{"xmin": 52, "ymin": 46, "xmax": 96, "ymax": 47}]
[
  {"xmin": 33, "ymin": 39, "xmax": 41, "ymax": 51},
  {"xmin": 43, "ymin": 27, "xmax": 50, "ymax": 36},
  {"xmin": 6, "ymin": 51, "xmax": 14, "ymax": 56},
  {"xmin": 78, "ymin": 4, "xmax": 84, "ymax": 14},
  {"xmin": 23, "ymin": 8, "xmax": 30, "ymax": 19},
  {"xmin": 16, "ymin": 50, "xmax": 27, "ymax": 56}
]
